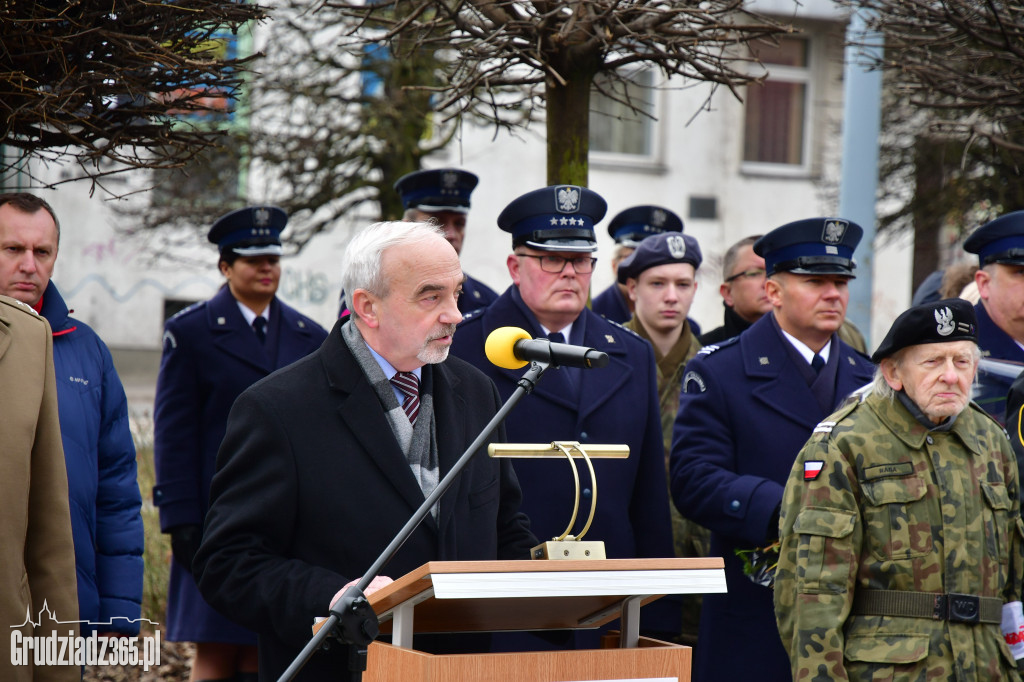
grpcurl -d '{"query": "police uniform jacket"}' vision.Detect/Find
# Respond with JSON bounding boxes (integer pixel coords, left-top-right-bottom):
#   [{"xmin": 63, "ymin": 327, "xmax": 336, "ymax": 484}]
[
  {"xmin": 670, "ymin": 312, "xmax": 874, "ymax": 682},
  {"xmin": 0, "ymin": 296, "xmax": 80, "ymax": 682},
  {"xmin": 775, "ymin": 390, "xmax": 1024, "ymax": 681},
  {"xmin": 451, "ymin": 287, "xmax": 673, "ymax": 561},
  {"xmin": 973, "ymin": 302, "xmax": 1024, "ymax": 421},
  {"xmin": 193, "ymin": 319, "xmax": 537, "ymax": 680},
  {"xmin": 591, "ymin": 282, "xmax": 631, "ymax": 324},
  {"xmin": 153, "ymin": 284, "xmax": 327, "ymax": 642},
  {"xmin": 41, "ymin": 282, "xmax": 143, "ymax": 635}
]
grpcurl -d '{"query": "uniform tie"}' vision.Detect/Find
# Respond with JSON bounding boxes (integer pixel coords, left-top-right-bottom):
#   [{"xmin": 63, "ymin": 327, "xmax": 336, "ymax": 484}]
[
  {"xmin": 253, "ymin": 316, "xmax": 268, "ymax": 344},
  {"xmin": 811, "ymin": 353, "xmax": 825, "ymax": 374},
  {"xmin": 547, "ymin": 331, "xmax": 566, "ymax": 344},
  {"xmin": 390, "ymin": 371, "xmax": 420, "ymax": 425}
]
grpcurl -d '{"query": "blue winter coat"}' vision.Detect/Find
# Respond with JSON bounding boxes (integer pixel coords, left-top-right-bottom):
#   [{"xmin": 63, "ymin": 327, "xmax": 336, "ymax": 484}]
[
  {"xmin": 153, "ymin": 285, "xmax": 328, "ymax": 643},
  {"xmin": 669, "ymin": 313, "xmax": 875, "ymax": 682},
  {"xmin": 973, "ymin": 302, "xmax": 1024, "ymax": 421},
  {"xmin": 40, "ymin": 282, "xmax": 144, "ymax": 635}
]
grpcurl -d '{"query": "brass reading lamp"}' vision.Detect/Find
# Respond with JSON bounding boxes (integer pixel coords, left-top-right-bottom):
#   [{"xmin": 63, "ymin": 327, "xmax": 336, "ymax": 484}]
[{"xmin": 488, "ymin": 441, "xmax": 629, "ymax": 560}]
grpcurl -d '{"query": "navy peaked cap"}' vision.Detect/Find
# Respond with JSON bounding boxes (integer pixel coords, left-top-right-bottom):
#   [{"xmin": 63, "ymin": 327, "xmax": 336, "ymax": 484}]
[
  {"xmin": 871, "ymin": 298, "xmax": 977, "ymax": 362},
  {"xmin": 607, "ymin": 205, "xmax": 683, "ymax": 245},
  {"xmin": 394, "ymin": 168, "xmax": 478, "ymax": 214},
  {"xmin": 617, "ymin": 232, "xmax": 702, "ymax": 284},
  {"xmin": 207, "ymin": 206, "xmax": 286, "ymax": 257},
  {"xmin": 754, "ymin": 217, "xmax": 863, "ymax": 277},
  {"xmin": 498, "ymin": 185, "xmax": 606, "ymax": 253},
  {"xmin": 963, "ymin": 210, "xmax": 1024, "ymax": 266}
]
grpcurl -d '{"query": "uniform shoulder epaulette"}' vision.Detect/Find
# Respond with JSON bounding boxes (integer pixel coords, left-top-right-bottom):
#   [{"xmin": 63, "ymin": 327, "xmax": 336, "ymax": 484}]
[
  {"xmin": 600, "ymin": 316, "xmax": 644, "ymax": 341},
  {"xmin": 0, "ymin": 296, "xmax": 41, "ymax": 317},
  {"xmin": 168, "ymin": 300, "xmax": 205, "ymax": 322},
  {"xmin": 696, "ymin": 335, "xmax": 740, "ymax": 357},
  {"xmin": 458, "ymin": 308, "xmax": 484, "ymax": 326},
  {"xmin": 811, "ymin": 398, "xmax": 860, "ymax": 436}
]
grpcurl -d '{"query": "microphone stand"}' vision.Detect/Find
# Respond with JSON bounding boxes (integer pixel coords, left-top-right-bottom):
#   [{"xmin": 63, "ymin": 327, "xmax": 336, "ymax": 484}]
[{"xmin": 277, "ymin": 360, "xmax": 551, "ymax": 682}]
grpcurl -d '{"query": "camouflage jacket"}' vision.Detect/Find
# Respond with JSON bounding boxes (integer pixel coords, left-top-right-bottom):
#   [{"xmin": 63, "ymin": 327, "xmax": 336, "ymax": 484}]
[{"xmin": 775, "ymin": 389, "xmax": 1024, "ymax": 682}]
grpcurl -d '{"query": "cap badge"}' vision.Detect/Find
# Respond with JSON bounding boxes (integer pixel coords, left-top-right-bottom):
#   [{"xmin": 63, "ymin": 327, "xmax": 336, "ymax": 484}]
[
  {"xmin": 254, "ymin": 207, "xmax": 271, "ymax": 227},
  {"xmin": 442, "ymin": 171, "xmax": 459, "ymax": 189},
  {"xmin": 935, "ymin": 306, "xmax": 955, "ymax": 336},
  {"xmin": 822, "ymin": 219, "xmax": 848, "ymax": 245},
  {"xmin": 555, "ymin": 186, "xmax": 581, "ymax": 213},
  {"xmin": 667, "ymin": 234, "xmax": 687, "ymax": 259},
  {"xmin": 651, "ymin": 209, "xmax": 667, "ymax": 227}
]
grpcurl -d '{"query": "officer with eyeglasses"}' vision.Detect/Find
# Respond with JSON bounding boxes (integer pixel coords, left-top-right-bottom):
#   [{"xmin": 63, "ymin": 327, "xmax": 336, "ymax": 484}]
[
  {"xmin": 450, "ymin": 185, "xmax": 674, "ymax": 647},
  {"xmin": 699, "ymin": 234, "xmax": 771, "ymax": 345}
]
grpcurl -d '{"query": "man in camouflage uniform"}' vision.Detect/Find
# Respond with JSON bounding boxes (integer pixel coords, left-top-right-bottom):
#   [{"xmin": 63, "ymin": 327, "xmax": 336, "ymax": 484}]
[
  {"xmin": 775, "ymin": 297, "xmax": 1024, "ymax": 681},
  {"xmin": 619, "ymin": 230, "xmax": 709, "ymax": 644}
]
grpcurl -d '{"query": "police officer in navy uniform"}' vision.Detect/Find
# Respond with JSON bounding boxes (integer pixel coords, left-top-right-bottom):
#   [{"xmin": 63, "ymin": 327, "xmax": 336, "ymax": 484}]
[
  {"xmin": 669, "ymin": 217, "xmax": 875, "ymax": 682},
  {"xmin": 395, "ymin": 168, "xmax": 499, "ymax": 314},
  {"xmin": 450, "ymin": 185, "xmax": 674, "ymax": 646},
  {"xmin": 591, "ymin": 205, "xmax": 684, "ymax": 324},
  {"xmin": 153, "ymin": 206, "xmax": 328, "ymax": 682},
  {"xmin": 963, "ymin": 210, "xmax": 1024, "ymax": 420}
]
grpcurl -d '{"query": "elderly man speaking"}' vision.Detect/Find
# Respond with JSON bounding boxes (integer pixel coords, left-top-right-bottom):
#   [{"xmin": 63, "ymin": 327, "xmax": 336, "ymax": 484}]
[{"xmin": 775, "ymin": 298, "xmax": 1024, "ymax": 681}]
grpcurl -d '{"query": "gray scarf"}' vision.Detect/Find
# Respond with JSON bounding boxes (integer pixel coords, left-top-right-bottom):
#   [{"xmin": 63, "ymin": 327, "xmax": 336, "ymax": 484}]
[{"xmin": 341, "ymin": 321, "xmax": 440, "ymax": 516}]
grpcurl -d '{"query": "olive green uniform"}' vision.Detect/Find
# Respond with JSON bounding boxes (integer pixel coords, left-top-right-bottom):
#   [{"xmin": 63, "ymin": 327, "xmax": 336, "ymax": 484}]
[
  {"xmin": 775, "ymin": 389, "xmax": 1024, "ymax": 681},
  {"xmin": 626, "ymin": 316, "xmax": 709, "ymax": 644}
]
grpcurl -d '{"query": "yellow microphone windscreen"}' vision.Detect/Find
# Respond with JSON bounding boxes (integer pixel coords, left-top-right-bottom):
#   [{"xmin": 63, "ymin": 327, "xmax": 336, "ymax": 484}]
[{"xmin": 484, "ymin": 326, "xmax": 533, "ymax": 369}]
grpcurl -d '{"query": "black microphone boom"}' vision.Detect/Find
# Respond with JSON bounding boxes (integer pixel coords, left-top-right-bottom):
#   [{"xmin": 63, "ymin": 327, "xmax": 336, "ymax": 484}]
[{"xmin": 513, "ymin": 338, "xmax": 609, "ymax": 369}]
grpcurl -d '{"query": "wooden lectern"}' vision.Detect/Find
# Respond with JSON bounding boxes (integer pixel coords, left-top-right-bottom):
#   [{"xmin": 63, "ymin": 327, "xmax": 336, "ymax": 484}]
[{"xmin": 361, "ymin": 558, "xmax": 726, "ymax": 682}]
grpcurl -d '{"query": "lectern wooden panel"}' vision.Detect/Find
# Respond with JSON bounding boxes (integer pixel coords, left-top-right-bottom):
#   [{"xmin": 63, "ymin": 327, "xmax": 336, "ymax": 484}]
[{"xmin": 357, "ymin": 558, "xmax": 725, "ymax": 682}]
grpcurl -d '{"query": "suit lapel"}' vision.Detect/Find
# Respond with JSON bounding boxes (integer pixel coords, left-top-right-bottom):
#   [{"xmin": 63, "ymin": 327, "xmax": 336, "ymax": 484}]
[
  {"xmin": 576, "ymin": 313, "xmax": 635, "ymax": 423},
  {"xmin": 0, "ymin": 311, "xmax": 11, "ymax": 361},
  {"xmin": 207, "ymin": 287, "xmax": 272, "ymax": 374},
  {"xmin": 430, "ymin": 363, "xmax": 467, "ymax": 534},
  {"xmin": 324, "ymin": 325, "xmax": 437, "ymax": 529},
  {"xmin": 743, "ymin": 317, "xmax": 820, "ymax": 430}
]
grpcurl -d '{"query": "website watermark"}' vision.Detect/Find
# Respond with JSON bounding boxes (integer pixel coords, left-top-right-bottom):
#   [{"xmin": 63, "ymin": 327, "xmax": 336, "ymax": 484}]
[{"xmin": 11, "ymin": 602, "xmax": 161, "ymax": 672}]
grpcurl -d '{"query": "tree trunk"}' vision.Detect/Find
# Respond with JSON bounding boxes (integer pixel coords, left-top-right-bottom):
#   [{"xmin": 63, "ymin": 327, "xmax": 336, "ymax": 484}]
[
  {"xmin": 545, "ymin": 67, "xmax": 596, "ymax": 187},
  {"xmin": 911, "ymin": 135, "xmax": 946, "ymax": 291}
]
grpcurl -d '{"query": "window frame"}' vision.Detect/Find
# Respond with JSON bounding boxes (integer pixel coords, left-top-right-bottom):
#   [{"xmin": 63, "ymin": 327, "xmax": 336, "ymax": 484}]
[
  {"xmin": 740, "ymin": 33, "xmax": 817, "ymax": 178},
  {"xmin": 589, "ymin": 68, "xmax": 665, "ymax": 171}
]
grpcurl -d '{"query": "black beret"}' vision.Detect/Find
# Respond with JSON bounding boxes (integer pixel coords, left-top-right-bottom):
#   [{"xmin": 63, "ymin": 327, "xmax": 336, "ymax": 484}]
[
  {"xmin": 498, "ymin": 185, "xmax": 606, "ymax": 253},
  {"xmin": 607, "ymin": 205, "xmax": 683, "ymax": 246},
  {"xmin": 754, "ymin": 217, "xmax": 863, "ymax": 277},
  {"xmin": 963, "ymin": 210, "xmax": 1024, "ymax": 266},
  {"xmin": 871, "ymin": 298, "xmax": 978, "ymax": 362},
  {"xmin": 394, "ymin": 168, "xmax": 479, "ymax": 214},
  {"xmin": 617, "ymin": 232, "xmax": 702, "ymax": 284},
  {"xmin": 207, "ymin": 206, "xmax": 286, "ymax": 256}
]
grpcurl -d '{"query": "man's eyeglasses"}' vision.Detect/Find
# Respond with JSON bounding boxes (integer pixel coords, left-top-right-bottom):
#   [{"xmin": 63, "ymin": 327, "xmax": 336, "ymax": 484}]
[
  {"xmin": 518, "ymin": 254, "xmax": 598, "ymax": 274},
  {"xmin": 724, "ymin": 268, "xmax": 766, "ymax": 283}
]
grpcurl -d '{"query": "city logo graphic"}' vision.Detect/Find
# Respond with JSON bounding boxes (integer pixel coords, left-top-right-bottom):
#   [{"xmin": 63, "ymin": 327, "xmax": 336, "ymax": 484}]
[{"xmin": 11, "ymin": 602, "xmax": 162, "ymax": 671}]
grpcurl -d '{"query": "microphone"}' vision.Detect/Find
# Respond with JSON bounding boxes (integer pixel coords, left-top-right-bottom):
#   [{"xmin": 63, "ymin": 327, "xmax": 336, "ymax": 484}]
[{"xmin": 485, "ymin": 326, "xmax": 610, "ymax": 370}]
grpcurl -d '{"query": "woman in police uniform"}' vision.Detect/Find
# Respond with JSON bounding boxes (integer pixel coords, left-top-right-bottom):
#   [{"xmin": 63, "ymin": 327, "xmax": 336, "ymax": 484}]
[{"xmin": 153, "ymin": 207, "xmax": 328, "ymax": 681}]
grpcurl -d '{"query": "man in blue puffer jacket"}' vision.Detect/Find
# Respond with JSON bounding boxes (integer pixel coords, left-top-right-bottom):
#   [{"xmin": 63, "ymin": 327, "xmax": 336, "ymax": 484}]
[{"xmin": 0, "ymin": 193, "xmax": 144, "ymax": 635}]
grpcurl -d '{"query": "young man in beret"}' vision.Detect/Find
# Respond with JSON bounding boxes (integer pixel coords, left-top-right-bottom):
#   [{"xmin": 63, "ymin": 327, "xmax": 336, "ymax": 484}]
[
  {"xmin": 775, "ymin": 298, "xmax": 1024, "ymax": 680},
  {"xmin": 618, "ymin": 231, "xmax": 709, "ymax": 645},
  {"xmin": 670, "ymin": 217, "xmax": 876, "ymax": 682}
]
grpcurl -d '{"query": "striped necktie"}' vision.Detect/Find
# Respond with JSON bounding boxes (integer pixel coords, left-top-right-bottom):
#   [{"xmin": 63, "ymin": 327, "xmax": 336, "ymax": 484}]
[{"xmin": 390, "ymin": 371, "xmax": 420, "ymax": 425}]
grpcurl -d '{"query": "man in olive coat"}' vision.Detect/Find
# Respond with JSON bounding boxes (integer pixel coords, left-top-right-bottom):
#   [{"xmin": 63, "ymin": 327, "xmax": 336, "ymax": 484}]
[{"xmin": 0, "ymin": 295, "xmax": 79, "ymax": 681}]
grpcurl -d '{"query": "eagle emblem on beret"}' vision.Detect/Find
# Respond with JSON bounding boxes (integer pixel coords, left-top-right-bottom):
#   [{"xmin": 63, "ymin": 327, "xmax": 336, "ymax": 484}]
[
  {"xmin": 822, "ymin": 219, "xmax": 848, "ymax": 245},
  {"xmin": 935, "ymin": 306, "xmax": 955, "ymax": 336},
  {"xmin": 556, "ymin": 186, "xmax": 581, "ymax": 213},
  {"xmin": 667, "ymin": 234, "xmax": 687, "ymax": 259}
]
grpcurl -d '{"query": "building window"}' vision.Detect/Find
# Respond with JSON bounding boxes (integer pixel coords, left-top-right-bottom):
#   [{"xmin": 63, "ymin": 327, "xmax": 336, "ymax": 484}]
[
  {"xmin": 743, "ymin": 37, "xmax": 811, "ymax": 171},
  {"xmin": 590, "ymin": 70, "xmax": 656, "ymax": 159}
]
